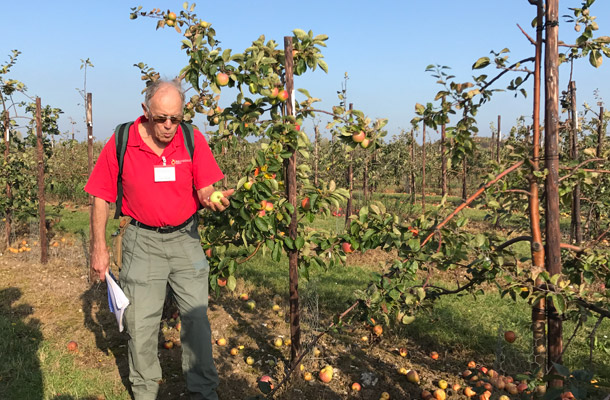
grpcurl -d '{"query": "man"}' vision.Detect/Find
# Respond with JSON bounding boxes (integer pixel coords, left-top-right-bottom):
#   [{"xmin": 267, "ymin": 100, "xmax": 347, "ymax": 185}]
[{"xmin": 85, "ymin": 78, "xmax": 232, "ymax": 400}]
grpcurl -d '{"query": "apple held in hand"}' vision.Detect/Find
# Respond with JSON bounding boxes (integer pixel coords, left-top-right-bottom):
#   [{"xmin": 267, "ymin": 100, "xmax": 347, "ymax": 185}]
[{"xmin": 210, "ymin": 191, "xmax": 224, "ymax": 204}]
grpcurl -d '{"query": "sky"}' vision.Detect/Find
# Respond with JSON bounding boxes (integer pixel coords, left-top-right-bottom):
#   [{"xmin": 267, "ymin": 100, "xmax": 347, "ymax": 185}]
[{"xmin": 2, "ymin": 0, "xmax": 610, "ymax": 144}]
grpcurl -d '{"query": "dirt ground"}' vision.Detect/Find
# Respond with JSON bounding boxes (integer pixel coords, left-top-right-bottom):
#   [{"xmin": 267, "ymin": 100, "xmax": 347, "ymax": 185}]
[{"xmin": 0, "ymin": 240, "xmax": 524, "ymax": 400}]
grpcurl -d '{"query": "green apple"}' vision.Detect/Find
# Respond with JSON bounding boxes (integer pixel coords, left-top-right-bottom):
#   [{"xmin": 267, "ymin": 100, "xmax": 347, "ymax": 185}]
[
  {"xmin": 210, "ymin": 191, "xmax": 224, "ymax": 204},
  {"xmin": 243, "ymin": 181, "xmax": 253, "ymax": 190}
]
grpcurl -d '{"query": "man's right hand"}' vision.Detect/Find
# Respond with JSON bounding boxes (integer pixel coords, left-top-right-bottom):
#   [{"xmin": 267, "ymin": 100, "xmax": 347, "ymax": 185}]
[{"xmin": 91, "ymin": 246, "xmax": 110, "ymax": 282}]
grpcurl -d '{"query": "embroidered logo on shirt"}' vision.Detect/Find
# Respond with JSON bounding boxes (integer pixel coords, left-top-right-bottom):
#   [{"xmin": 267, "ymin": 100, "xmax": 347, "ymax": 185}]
[{"xmin": 172, "ymin": 159, "xmax": 192, "ymax": 165}]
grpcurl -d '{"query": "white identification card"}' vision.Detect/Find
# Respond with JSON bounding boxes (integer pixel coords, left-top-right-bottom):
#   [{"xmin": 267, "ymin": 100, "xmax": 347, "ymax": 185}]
[{"xmin": 154, "ymin": 166, "xmax": 176, "ymax": 182}]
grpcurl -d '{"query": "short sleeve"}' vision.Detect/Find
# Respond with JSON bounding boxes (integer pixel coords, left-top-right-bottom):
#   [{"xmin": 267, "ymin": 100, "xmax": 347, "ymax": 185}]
[
  {"xmin": 192, "ymin": 130, "xmax": 224, "ymax": 189},
  {"xmin": 84, "ymin": 135, "xmax": 119, "ymax": 203}
]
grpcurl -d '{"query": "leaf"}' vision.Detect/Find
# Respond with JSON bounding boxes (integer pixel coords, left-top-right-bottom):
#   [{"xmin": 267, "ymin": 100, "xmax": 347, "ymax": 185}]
[
  {"xmin": 589, "ymin": 50, "xmax": 603, "ymax": 68},
  {"xmin": 415, "ymin": 103, "xmax": 425, "ymax": 115},
  {"xmin": 295, "ymin": 237, "xmax": 305, "ymax": 250},
  {"xmin": 293, "ymin": 29, "xmax": 308, "ymax": 40},
  {"xmin": 317, "ymin": 59, "xmax": 329, "ymax": 73},
  {"xmin": 254, "ymin": 218, "xmax": 268, "ymax": 232},
  {"xmin": 472, "ymin": 57, "xmax": 490, "ymax": 69},
  {"xmin": 227, "ymin": 275, "xmax": 237, "ymax": 291}
]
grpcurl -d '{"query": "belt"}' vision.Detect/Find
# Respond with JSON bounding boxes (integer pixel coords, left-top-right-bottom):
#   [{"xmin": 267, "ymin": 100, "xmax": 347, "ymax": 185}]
[{"xmin": 129, "ymin": 214, "xmax": 196, "ymax": 234}]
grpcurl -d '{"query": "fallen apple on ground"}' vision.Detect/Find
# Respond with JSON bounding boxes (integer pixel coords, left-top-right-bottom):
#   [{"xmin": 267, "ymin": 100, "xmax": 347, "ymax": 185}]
[{"xmin": 67, "ymin": 341, "xmax": 79, "ymax": 352}]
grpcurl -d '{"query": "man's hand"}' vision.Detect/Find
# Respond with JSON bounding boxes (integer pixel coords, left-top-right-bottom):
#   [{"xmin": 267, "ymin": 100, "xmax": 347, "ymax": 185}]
[
  {"xmin": 198, "ymin": 188, "xmax": 234, "ymax": 212},
  {"xmin": 91, "ymin": 246, "xmax": 110, "ymax": 281}
]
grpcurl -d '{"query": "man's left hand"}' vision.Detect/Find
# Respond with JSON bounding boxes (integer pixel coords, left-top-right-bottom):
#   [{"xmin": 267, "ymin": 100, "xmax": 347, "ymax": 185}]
[{"xmin": 199, "ymin": 189, "xmax": 234, "ymax": 212}]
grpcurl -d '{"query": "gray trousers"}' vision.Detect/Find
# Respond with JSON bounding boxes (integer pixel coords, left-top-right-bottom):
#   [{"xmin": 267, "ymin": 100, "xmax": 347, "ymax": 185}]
[{"xmin": 119, "ymin": 217, "xmax": 219, "ymax": 400}]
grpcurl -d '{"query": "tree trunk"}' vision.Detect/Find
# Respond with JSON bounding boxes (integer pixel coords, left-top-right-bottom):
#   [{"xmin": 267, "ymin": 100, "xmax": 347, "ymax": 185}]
[
  {"xmin": 422, "ymin": 122, "xmax": 426, "ymax": 212},
  {"xmin": 3, "ymin": 107, "xmax": 11, "ymax": 249},
  {"xmin": 314, "ymin": 125, "xmax": 320, "ymax": 187},
  {"xmin": 544, "ymin": 0, "xmax": 563, "ymax": 384},
  {"xmin": 283, "ymin": 37, "xmax": 301, "ymax": 367},
  {"xmin": 410, "ymin": 129, "xmax": 416, "ymax": 203},
  {"xmin": 441, "ymin": 100, "xmax": 447, "ymax": 197},
  {"xmin": 36, "ymin": 98, "xmax": 48, "ymax": 264},
  {"xmin": 363, "ymin": 157, "xmax": 368, "ymax": 202},
  {"xmin": 531, "ymin": 0, "xmax": 546, "ymax": 378}
]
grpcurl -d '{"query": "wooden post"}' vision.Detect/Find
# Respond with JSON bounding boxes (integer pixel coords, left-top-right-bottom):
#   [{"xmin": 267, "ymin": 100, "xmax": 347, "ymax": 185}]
[
  {"xmin": 597, "ymin": 106, "xmax": 604, "ymax": 158},
  {"xmin": 345, "ymin": 103, "xmax": 354, "ymax": 229},
  {"xmin": 86, "ymin": 93, "xmax": 95, "ymax": 281},
  {"xmin": 363, "ymin": 157, "xmax": 368, "ymax": 202},
  {"xmin": 569, "ymin": 81, "xmax": 581, "ymax": 245},
  {"xmin": 3, "ymin": 109, "xmax": 11, "ymax": 249},
  {"xmin": 544, "ymin": 0, "xmax": 563, "ymax": 382},
  {"xmin": 496, "ymin": 115, "xmax": 501, "ymax": 163},
  {"xmin": 410, "ymin": 129, "xmax": 416, "ymax": 203},
  {"xmin": 531, "ymin": 0, "xmax": 547, "ymax": 377},
  {"xmin": 441, "ymin": 97, "xmax": 448, "ymax": 197},
  {"xmin": 422, "ymin": 121, "xmax": 426, "ymax": 212},
  {"xmin": 313, "ymin": 125, "xmax": 320, "ymax": 187},
  {"xmin": 283, "ymin": 36, "xmax": 301, "ymax": 367},
  {"xmin": 36, "ymin": 98, "xmax": 48, "ymax": 264}
]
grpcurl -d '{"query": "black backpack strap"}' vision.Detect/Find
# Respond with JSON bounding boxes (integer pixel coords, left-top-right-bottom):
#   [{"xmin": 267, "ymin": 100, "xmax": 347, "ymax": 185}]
[
  {"xmin": 114, "ymin": 122, "xmax": 132, "ymax": 219},
  {"xmin": 181, "ymin": 122, "xmax": 195, "ymax": 159}
]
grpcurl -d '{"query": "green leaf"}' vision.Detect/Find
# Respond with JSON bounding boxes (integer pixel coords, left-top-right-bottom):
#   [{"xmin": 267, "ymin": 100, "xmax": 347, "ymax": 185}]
[
  {"xmin": 293, "ymin": 29, "xmax": 308, "ymax": 40},
  {"xmin": 254, "ymin": 218, "xmax": 268, "ymax": 232},
  {"xmin": 295, "ymin": 237, "xmax": 305, "ymax": 250},
  {"xmin": 317, "ymin": 59, "xmax": 329, "ymax": 73},
  {"xmin": 472, "ymin": 57, "xmax": 491, "ymax": 69},
  {"xmin": 227, "ymin": 275, "xmax": 237, "ymax": 291},
  {"xmin": 589, "ymin": 50, "xmax": 603, "ymax": 68}
]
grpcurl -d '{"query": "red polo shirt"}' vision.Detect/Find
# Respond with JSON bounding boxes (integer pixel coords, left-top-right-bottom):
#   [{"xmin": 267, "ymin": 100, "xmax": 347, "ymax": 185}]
[{"xmin": 85, "ymin": 116, "xmax": 224, "ymax": 227}]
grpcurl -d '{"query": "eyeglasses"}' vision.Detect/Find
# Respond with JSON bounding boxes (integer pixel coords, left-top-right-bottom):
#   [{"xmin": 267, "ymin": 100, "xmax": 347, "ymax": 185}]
[{"xmin": 149, "ymin": 114, "xmax": 183, "ymax": 124}]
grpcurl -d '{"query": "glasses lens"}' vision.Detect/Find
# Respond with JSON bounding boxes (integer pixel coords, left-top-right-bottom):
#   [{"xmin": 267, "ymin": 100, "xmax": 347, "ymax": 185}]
[{"xmin": 151, "ymin": 115, "xmax": 182, "ymax": 124}]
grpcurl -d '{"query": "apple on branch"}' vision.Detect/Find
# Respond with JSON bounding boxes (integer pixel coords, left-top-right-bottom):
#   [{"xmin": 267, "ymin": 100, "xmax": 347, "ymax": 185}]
[
  {"xmin": 216, "ymin": 72, "xmax": 229, "ymax": 86},
  {"xmin": 352, "ymin": 131, "xmax": 366, "ymax": 143}
]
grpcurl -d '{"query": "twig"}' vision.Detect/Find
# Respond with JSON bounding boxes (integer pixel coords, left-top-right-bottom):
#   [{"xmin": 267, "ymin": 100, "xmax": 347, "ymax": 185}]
[
  {"xmin": 589, "ymin": 316, "xmax": 605, "ymax": 364},
  {"xmin": 422, "ymin": 160, "xmax": 524, "ymax": 246},
  {"xmin": 517, "ymin": 23, "xmax": 537, "ymax": 46},
  {"xmin": 559, "ymin": 317, "xmax": 582, "ymax": 360},
  {"xmin": 236, "ymin": 241, "xmax": 264, "ymax": 264},
  {"xmin": 558, "ymin": 158, "xmax": 607, "ymax": 182},
  {"xmin": 505, "ymin": 189, "xmax": 532, "ymax": 197}
]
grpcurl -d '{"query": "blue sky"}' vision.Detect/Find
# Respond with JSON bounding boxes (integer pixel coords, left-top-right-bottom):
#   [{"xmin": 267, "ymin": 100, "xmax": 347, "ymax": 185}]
[{"xmin": 2, "ymin": 1, "xmax": 610, "ymax": 144}]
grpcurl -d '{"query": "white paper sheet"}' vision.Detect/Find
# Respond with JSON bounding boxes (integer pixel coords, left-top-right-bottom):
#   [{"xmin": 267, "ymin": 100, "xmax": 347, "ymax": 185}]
[{"xmin": 106, "ymin": 271, "xmax": 130, "ymax": 332}]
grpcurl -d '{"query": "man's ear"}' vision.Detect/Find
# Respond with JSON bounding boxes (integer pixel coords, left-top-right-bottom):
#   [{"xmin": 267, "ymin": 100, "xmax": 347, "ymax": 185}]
[{"xmin": 141, "ymin": 103, "xmax": 147, "ymax": 115}]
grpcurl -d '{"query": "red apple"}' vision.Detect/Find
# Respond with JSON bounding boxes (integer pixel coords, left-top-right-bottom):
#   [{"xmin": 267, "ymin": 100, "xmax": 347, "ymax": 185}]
[
  {"xmin": 341, "ymin": 242, "xmax": 354, "ymax": 253},
  {"xmin": 430, "ymin": 351, "xmax": 439, "ymax": 360},
  {"xmin": 399, "ymin": 347, "xmax": 407, "ymax": 357},
  {"xmin": 278, "ymin": 89, "xmax": 289, "ymax": 101},
  {"xmin": 351, "ymin": 382, "xmax": 361, "ymax": 391},
  {"xmin": 205, "ymin": 248, "xmax": 213, "ymax": 258},
  {"xmin": 373, "ymin": 324, "xmax": 383, "ymax": 336},
  {"xmin": 163, "ymin": 340, "xmax": 174, "ymax": 349},
  {"xmin": 270, "ymin": 87, "xmax": 279, "ymax": 98},
  {"xmin": 67, "ymin": 341, "xmax": 78, "ymax": 352},
  {"xmin": 301, "ymin": 197, "xmax": 311, "ymax": 210},
  {"xmin": 504, "ymin": 330, "xmax": 517, "ymax": 343},
  {"xmin": 216, "ymin": 338, "xmax": 227, "ymax": 346},
  {"xmin": 239, "ymin": 293, "xmax": 249, "ymax": 301},
  {"xmin": 319, "ymin": 366, "xmax": 333, "ymax": 383},
  {"xmin": 352, "ymin": 131, "xmax": 366, "ymax": 143},
  {"xmin": 217, "ymin": 277, "xmax": 227, "ymax": 287},
  {"xmin": 216, "ymin": 72, "xmax": 229, "ymax": 86}
]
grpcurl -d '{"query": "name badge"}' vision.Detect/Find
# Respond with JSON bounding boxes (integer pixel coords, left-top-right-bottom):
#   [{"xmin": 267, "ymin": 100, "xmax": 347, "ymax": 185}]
[{"xmin": 154, "ymin": 166, "xmax": 176, "ymax": 182}]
